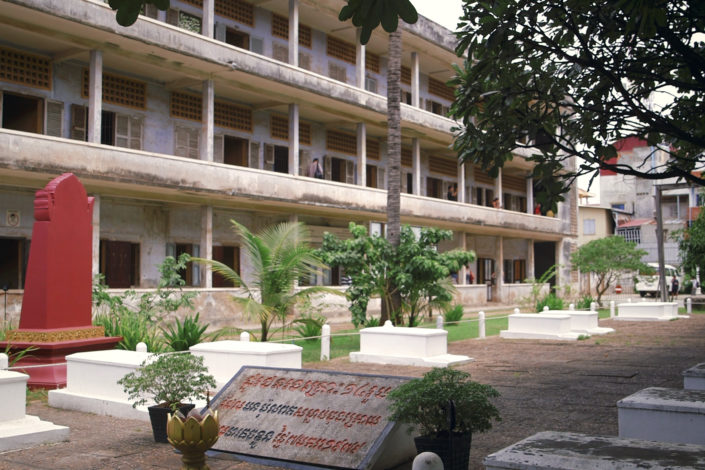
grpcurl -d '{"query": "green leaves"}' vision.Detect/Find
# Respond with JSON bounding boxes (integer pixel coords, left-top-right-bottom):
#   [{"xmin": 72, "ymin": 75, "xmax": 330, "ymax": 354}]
[
  {"xmin": 108, "ymin": 0, "xmax": 170, "ymax": 26},
  {"xmin": 338, "ymin": 0, "xmax": 418, "ymax": 44}
]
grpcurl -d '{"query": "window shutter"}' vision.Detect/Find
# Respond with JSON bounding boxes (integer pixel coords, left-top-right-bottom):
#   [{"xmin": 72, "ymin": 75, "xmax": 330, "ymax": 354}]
[
  {"xmin": 213, "ymin": 135, "xmax": 224, "ymax": 163},
  {"xmin": 264, "ymin": 144, "xmax": 275, "ymax": 171},
  {"xmin": 299, "ymin": 150, "xmax": 310, "ymax": 176},
  {"xmin": 323, "ymin": 155, "xmax": 331, "ymax": 180},
  {"xmin": 187, "ymin": 127, "xmax": 199, "ymax": 159},
  {"xmin": 442, "ymin": 181, "xmax": 449, "ymax": 199},
  {"xmin": 249, "ymin": 141, "xmax": 260, "ymax": 168},
  {"xmin": 250, "ymin": 37, "xmax": 264, "ymax": 54},
  {"xmin": 175, "ymin": 126, "xmax": 189, "ymax": 157},
  {"xmin": 215, "ymin": 22, "xmax": 226, "ymax": 41},
  {"xmin": 129, "ymin": 116, "xmax": 142, "ymax": 150},
  {"xmin": 166, "ymin": 243, "xmax": 176, "ymax": 257},
  {"xmin": 166, "ymin": 8, "xmax": 179, "ymax": 26},
  {"xmin": 378, "ymin": 167, "xmax": 386, "ymax": 190},
  {"xmin": 115, "ymin": 114, "xmax": 130, "ymax": 148},
  {"xmin": 272, "ymin": 43, "xmax": 288, "ymax": 62},
  {"xmin": 45, "ymin": 100, "xmax": 63, "ymax": 137},
  {"xmin": 192, "ymin": 244, "xmax": 201, "ymax": 286},
  {"xmin": 345, "ymin": 160, "xmax": 354, "ymax": 184},
  {"xmin": 144, "ymin": 4, "xmax": 158, "ymax": 18},
  {"xmin": 299, "ymin": 53, "xmax": 311, "ymax": 71},
  {"xmin": 70, "ymin": 104, "xmax": 87, "ymax": 141}
]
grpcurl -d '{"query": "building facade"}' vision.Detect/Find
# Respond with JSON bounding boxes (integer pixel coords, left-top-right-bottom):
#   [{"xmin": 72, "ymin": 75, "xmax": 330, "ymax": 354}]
[{"xmin": 0, "ymin": 0, "xmax": 578, "ymax": 324}]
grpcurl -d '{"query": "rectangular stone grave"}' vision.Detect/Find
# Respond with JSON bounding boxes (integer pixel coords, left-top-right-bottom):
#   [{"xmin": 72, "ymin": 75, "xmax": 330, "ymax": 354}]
[
  {"xmin": 616, "ymin": 302, "xmax": 680, "ymax": 321},
  {"xmin": 208, "ymin": 366, "xmax": 415, "ymax": 470},
  {"xmin": 618, "ymin": 387, "xmax": 705, "ymax": 445},
  {"xmin": 543, "ymin": 310, "xmax": 614, "ymax": 335},
  {"xmin": 484, "ymin": 431, "xmax": 705, "ymax": 469},
  {"xmin": 683, "ymin": 363, "xmax": 705, "ymax": 390},
  {"xmin": 500, "ymin": 313, "xmax": 582, "ymax": 340}
]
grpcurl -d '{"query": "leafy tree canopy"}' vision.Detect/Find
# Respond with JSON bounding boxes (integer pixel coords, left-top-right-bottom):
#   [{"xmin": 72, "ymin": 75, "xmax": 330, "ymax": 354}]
[
  {"xmin": 338, "ymin": 0, "xmax": 418, "ymax": 44},
  {"xmin": 108, "ymin": 0, "xmax": 169, "ymax": 26},
  {"xmin": 451, "ymin": 0, "xmax": 705, "ymax": 209},
  {"xmin": 317, "ymin": 223, "xmax": 474, "ymax": 326},
  {"xmin": 570, "ymin": 235, "xmax": 649, "ymax": 305}
]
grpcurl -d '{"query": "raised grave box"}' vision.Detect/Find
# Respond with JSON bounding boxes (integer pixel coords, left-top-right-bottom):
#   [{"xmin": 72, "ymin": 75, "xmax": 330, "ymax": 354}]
[
  {"xmin": 544, "ymin": 310, "xmax": 614, "ymax": 335},
  {"xmin": 683, "ymin": 363, "xmax": 705, "ymax": 391},
  {"xmin": 208, "ymin": 366, "xmax": 415, "ymax": 470},
  {"xmin": 500, "ymin": 313, "xmax": 582, "ymax": 340},
  {"xmin": 0, "ymin": 370, "xmax": 69, "ymax": 452},
  {"xmin": 190, "ymin": 340, "xmax": 302, "ymax": 388},
  {"xmin": 618, "ymin": 387, "xmax": 705, "ymax": 445},
  {"xmin": 616, "ymin": 302, "xmax": 680, "ymax": 321},
  {"xmin": 484, "ymin": 431, "xmax": 705, "ymax": 469},
  {"xmin": 349, "ymin": 322, "xmax": 471, "ymax": 367}
]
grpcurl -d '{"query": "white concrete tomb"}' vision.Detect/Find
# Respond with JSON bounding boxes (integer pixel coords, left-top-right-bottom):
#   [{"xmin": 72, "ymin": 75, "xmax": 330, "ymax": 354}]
[
  {"xmin": 543, "ymin": 309, "xmax": 614, "ymax": 335},
  {"xmin": 616, "ymin": 302, "xmax": 682, "ymax": 321},
  {"xmin": 618, "ymin": 387, "xmax": 705, "ymax": 445},
  {"xmin": 500, "ymin": 313, "xmax": 582, "ymax": 340},
  {"xmin": 683, "ymin": 363, "xmax": 705, "ymax": 391},
  {"xmin": 0, "ymin": 370, "xmax": 69, "ymax": 452},
  {"xmin": 190, "ymin": 340, "xmax": 302, "ymax": 388},
  {"xmin": 349, "ymin": 321, "xmax": 472, "ymax": 367}
]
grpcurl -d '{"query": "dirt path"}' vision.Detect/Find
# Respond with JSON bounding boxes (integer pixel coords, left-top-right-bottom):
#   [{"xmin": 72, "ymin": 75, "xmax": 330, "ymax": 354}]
[{"xmin": 1, "ymin": 314, "xmax": 703, "ymax": 469}]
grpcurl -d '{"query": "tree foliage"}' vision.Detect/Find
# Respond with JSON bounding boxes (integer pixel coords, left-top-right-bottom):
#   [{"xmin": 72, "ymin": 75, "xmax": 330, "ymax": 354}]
[
  {"xmin": 338, "ymin": 0, "xmax": 418, "ymax": 45},
  {"xmin": 193, "ymin": 221, "xmax": 339, "ymax": 341},
  {"xmin": 675, "ymin": 206, "xmax": 705, "ymax": 279},
  {"xmin": 108, "ymin": 0, "xmax": 169, "ymax": 26},
  {"xmin": 317, "ymin": 223, "xmax": 474, "ymax": 327},
  {"xmin": 570, "ymin": 236, "xmax": 649, "ymax": 305},
  {"xmin": 451, "ymin": 0, "xmax": 705, "ymax": 209}
]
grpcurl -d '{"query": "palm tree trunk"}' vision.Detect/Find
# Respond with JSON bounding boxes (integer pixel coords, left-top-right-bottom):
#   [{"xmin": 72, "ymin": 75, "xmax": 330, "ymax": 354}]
[{"xmin": 385, "ymin": 30, "xmax": 403, "ymax": 324}]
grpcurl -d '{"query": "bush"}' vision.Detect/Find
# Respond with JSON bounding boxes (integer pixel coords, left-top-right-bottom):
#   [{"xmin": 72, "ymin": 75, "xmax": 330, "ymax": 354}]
[
  {"xmin": 536, "ymin": 293, "xmax": 564, "ymax": 312},
  {"xmin": 576, "ymin": 294, "xmax": 595, "ymax": 310},
  {"xmin": 291, "ymin": 312, "xmax": 327, "ymax": 341},
  {"xmin": 364, "ymin": 316, "xmax": 380, "ymax": 327},
  {"xmin": 161, "ymin": 313, "xmax": 220, "ymax": 351},
  {"xmin": 443, "ymin": 305, "xmax": 464, "ymax": 325}
]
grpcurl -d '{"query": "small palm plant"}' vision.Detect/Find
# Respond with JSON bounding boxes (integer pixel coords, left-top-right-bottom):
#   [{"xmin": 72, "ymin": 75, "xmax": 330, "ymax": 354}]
[{"xmin": 194, "ymin": 221, "xmax": 340, "ymax": 341}]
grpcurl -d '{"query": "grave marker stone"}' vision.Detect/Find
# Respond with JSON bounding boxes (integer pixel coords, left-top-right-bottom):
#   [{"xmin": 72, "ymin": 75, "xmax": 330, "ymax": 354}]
[{"xmin": 210, "ymin": 366, "xmax": 413, "ymax": 470}]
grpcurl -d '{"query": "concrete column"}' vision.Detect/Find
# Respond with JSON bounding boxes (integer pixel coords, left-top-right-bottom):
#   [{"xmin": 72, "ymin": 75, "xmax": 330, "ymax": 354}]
[
  {"xmin": 202, "ymin": 0, "xmax": 214, "ymax": 38},
  {"xmin": 555, "ymin": 239, "xmax": 563, "ymax": 289},
  {"xmin": 411, "ymin": 52, "xmax": 420, "ymax": 108},
  {"xmin": 288, "ymin": 0, "xmax": 299, "ymax": 66},
  {"xmin": 528, "ymin": 239, "xmax": 535, "ymax": 279},
  {"xmin": 412, "ymin": 138, "xmax": 421, "ymax": 196},
  {"xmin": 497, "ymin": 236, "xmax": 504, "ymax": 299},
  {"xmin": 200, "ymin": 79, "xmax": 214, "ymax": 162},
  {"xmin": 467, "ymin": 165, "xmax": 475, "ymax": 204},
  {"xmin": 87, "ymin": 50, "xmax": 102, "ymax": 144},
  {"xmin": 92, "ymin": 194, "xmax": 100, "ymax": 279},
  {"xmin": 527, "ymin": 176, "xmax": 534, "ymax": 214},
  {"xmin": 356, "ymin": 28, "xmax": 365, "ymax": 88},
  {"xmin": 460, "ymin": 232, "xmax": 467, "ymax": 285},
  {"xmin": 495, "ymin": 167, "xmax": 503, "ymax": 208},
  {"xmin": 458, "ymin": 162, "xmax": 466, "ymax": 203},
  {"xmin": 357, "ymin": 122, "xmax": 366, "ymax": 186},
  {"xmin": 288, "ymin": 103, "xmax": 299, "ymax": 175},
  {"xmin": 200, "ymin": 206, "xmax": 213, "ymax": 288}
]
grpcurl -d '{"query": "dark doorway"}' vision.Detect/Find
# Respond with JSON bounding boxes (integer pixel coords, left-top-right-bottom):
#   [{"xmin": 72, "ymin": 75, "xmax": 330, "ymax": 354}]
[
  {"xmin": 224, "ymin": 136, "xmax": 248, "ymax": 167},
  {"xmin": 0, "ymin": 238, "xmax": 28, "ymax": 289},
  {"xmin": 212, "ymin": 245, "xmax": 240, "ymax": 288},
  {"xmin": 366, "ymin": 165, "xmax": 377, "ymax": 188},
  {"xmin": 226, "ymin": 29, "xmax": 250, "ymax": 49},
  {"xmin": 100, "ymin": 240, "xmax": 140, "ymax": 288},
  {"xmin": 274, "ymin": 146, "xmax": 288, "ymax": 173},
  {"xmin": 534, "ymin": 241, "xmax": 556, "ymax": 288},
  {"xmin": 330, "ymin": 157, "xmax": 346, "ymax": 182},
  {"xmin": 426, "ymin": 177, "xmax": 443, "ymax": 199},
  {"xmin": 2, "ymin": 92, "xmax": 42, "ymax": 134}
]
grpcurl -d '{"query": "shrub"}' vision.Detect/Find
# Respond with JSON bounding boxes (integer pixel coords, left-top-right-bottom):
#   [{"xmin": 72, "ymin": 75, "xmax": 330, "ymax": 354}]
[
  {"xmin": 576, "ymin": 294, "xmax": 595, "ymax": 310},
  {"xmin": 161, "ymin": 313, "xmax": 220, "ymax": 351},
  {"xmin": 536, "ymin": 292, "xmax": 564, "ymax": 312},
  {"xmin": 364, "ymin": 316, "xmax": 381, "ymax": 327},
  {"xmin": 291, "ymin": 312, "xmax": 327, "ymax": 341},
  {"xmin": 443, "ymin": 305, "xmax": 464, "ymax": 325}
]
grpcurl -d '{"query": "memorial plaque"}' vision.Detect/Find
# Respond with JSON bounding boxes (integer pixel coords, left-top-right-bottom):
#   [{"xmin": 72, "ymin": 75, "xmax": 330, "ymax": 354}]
[{"xmin": 210, "ymin": 366, "xmax": 411, "ymax": 470}]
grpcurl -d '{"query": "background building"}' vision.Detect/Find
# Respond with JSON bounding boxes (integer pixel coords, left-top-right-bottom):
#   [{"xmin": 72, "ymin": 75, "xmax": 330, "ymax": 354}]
[{"xmin": 0, "ymin": 0, "xmax": 578, "ymax": 325}]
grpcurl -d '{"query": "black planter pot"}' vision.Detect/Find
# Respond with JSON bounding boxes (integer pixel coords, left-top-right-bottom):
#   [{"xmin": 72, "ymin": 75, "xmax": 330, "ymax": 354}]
[
  {"xmin": 148, "ymin": 403, "xmax": 195, "ymax": 443},
  {"xmin": 414, "ymin": 432, "xmax": 472, "ymax": 470}
]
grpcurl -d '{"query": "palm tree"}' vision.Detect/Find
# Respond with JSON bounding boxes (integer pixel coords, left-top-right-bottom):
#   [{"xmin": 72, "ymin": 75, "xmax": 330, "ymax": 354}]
[
  {"xmin": 194, "ymin": 221, "xmax": 339, "ymax": 341},
  {"xmin": 339, "ymin": 0, "xmax": 418, "ymax": 324}
]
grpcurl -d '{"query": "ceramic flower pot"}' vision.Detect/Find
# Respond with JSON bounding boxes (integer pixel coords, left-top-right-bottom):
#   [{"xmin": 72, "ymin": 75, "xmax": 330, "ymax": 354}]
[
  {"xmin": 148, "ymin": 403, "xmax": 195, "ymax": 443},
  {"xmin": 167, "ymin": 410, "xmax": 220, "ymax": 470}
]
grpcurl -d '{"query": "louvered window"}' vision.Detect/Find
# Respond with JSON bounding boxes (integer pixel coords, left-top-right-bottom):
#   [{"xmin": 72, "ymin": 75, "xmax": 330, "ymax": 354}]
[
  {"xmin": 170, "ymin": 92, "xmax": 202, "ymax": 121},
  {"xmin": 214, "ymin": 100, "xmax": 252, "ymax": 132},
  {"xmin": 326, "ymin": 36, "xmax": 356, "ymax": 64},
  {"xmin": 270, "ymin": 115, "xmax": 288, "ymax": 140},
  {"xmin": 82, "ymin": 70, "xmax": 146, "ymax": 110},
  {"xmin": 429, "ymin": 156, "xmax": 457, "ymax": 176},
  {"xmin": 216, "ymin": 0, "xmax": 254, "ymax": 26},
  {"xmin": 428, "ymin": 77, "xmax": 455, "ymax": 101},
  {"xmin": 0, "ymin": 46, "xmax": 51, "ymax": 90},
  {"xmin": 366, "ymin": 52, "xmax": 380, "ymax": 74},
  {"xmin": 326, "ymin": 130, "xmax": 356, "ymax": 155},
  {"xmin": 367, "ymin": 138, "xmax": 380, "ymax": 160},
  {"xmin": 401, "ymin": 66, "xmax": 411, "ymax": 85},
  {"xmin": 401, "ymin": 147, "xmax": 412, "ymax": 167},
  {"xmin": 299, "ymin": 122, "xmax": 311, "ymax": 145}
]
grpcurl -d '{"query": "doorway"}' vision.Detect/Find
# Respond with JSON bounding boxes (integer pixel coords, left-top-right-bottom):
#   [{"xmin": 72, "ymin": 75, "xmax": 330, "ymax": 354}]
[{"xmin": 2, "ymin": 92, "xmax": 43, "ymax": 134}]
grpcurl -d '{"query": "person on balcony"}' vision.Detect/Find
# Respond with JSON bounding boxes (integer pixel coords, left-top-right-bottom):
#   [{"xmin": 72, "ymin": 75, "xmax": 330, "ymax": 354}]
[{"xmin": 308, "ymin": 158, "xmax": 323, "ymax": 179}]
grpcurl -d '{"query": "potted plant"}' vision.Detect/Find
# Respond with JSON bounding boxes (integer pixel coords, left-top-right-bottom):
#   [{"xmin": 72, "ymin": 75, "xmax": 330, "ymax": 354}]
[
  {"xmin": 118, "ymin": 352, "xmax": 216, "ymax": 443},
  {"xmin": 387, "ymin": 367, "xmax": 501, "ymax": 470}
]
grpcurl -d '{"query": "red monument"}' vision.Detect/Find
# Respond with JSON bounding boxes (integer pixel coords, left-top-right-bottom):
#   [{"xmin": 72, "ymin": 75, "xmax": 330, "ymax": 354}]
[{"xmin": 0, "ymin": 173, "xmax": 120, "ymax": 388}]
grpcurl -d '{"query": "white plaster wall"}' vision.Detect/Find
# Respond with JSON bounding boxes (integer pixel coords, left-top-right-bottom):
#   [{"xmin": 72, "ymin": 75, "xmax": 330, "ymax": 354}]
[
  {"xmin": 503, "ymin": 238, "xmax": 527, "ymax": 259},
  {"xmin": 0, "ymin": 189, "xmax": 35, "ymax": 238}
]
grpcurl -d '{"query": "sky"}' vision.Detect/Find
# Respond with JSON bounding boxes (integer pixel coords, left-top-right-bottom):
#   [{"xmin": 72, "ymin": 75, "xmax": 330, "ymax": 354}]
[{"xmin": 412, "ymin": 1, "xmax": 464, "ymax": 31}]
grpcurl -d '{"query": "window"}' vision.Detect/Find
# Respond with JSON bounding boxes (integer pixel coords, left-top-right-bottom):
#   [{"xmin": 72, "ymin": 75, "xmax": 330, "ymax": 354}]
[
  {"xmin": 226, "ymin": 28, "xmax": 249, "ymax": 49},
  {"xmin": 426, "ymin": 177, "xmax": 443, "ymax": 199},
  {"xmin": 328, "ymin": 63, "xmax": 347, "ymax": 83},
  {"xmin": 100, "ymin": 240, "xmax": 140, "ymax": 288},
  {"xmin": 1, "ymin": 92, "xmax": 44, "ymax": 134},
  {"xmin": 477, "ymin": 258, "xmax": 495, "ymax": 284},
  {"xmin": 617, "ymin": 227, "xmax": 641, "ymax": 244},
  {"xmin": 365, "ymin": 76, "xmax": 378, "ymax": 93},
  {"xmin": 583, "ymin": 218, "xmax": 596, "ymax": 235},
  {"xmin": 102, "ymin": 111, "xmax": 143, "ymax": 150},
  {"xmin": 504, "ymin": 259, "xmax": 526, "ymax": 283},
  {"xmin": 223, "ymin": 135, "xmax": 249, "ymax": 167},
  {"xmin": 366, "ymin": 164, "xmax": 378, "ymax": 188},
  {"xmin": 611, "ymin": 203, "xmax": 625, "ymax": 210},
  {"xmin": 0, "ymin": 46, "xmax": 51, "ymax": 90},
  {"xmin": 326, "ymin": 36, "xmax": 355, "ymax": 63},
  {"xmin": 264, "ymin": 144, "xmax": 288, "ymax": 173},
  {"xmin": 174, "ymin": 126, "xmax": 199, "ymax": 158},
  {"xmin": 179, "ymin": 11, "xmax": 201, "ymax": 33}
]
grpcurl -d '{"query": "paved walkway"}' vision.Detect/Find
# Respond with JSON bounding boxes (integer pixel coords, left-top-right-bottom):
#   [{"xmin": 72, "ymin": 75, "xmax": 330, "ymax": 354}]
[{"xmin": 1, "ymin": 313, "xmax": 703, "ymax": 470}]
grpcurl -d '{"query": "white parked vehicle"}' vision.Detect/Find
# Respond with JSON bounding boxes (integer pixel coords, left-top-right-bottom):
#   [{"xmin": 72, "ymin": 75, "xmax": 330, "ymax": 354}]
[{"xmin": 635, "ymin": 263, "xmax": 682, "ymax": 297}]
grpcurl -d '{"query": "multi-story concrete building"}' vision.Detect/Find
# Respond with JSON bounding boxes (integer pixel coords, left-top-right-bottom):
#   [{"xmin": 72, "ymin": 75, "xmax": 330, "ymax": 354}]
[{"xmin": 0, "ymin": 0, "xmax": 578, "ymax": 324}]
